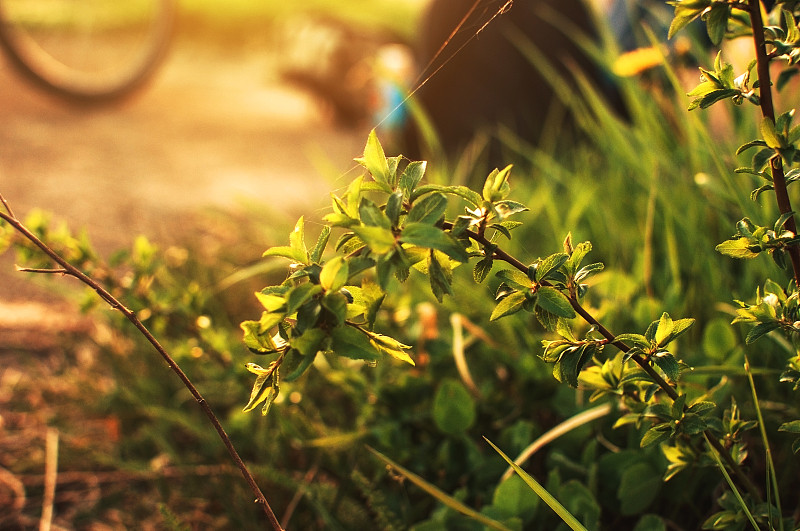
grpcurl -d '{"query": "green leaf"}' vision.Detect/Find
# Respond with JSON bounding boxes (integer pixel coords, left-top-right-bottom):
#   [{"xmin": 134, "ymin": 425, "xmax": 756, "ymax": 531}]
[
  {"xmin": 243, "ymin": 363, "xmax": 279, "ymax": 413},
  {"xmin": 704, "ymin": 3, "xmax": 730, "ymax": 45},
  {"xmin": 351, "ymin": 225, "xmax": 396, "ymax": 254},
  {"xmin": 715, "ymin": 238, "xmax": 759, "ymax": 259},
  {"xmin": 493, "ymin": 200, "xmax": 529, "ymax": 219},
  {"xmin": 762, "ymin": 116, "xmax": 783, "ymax": 149},
  {"xmin": 407, "ymin": 193, "xmax": 447, "ymax": 225},
  {"xmin": 491, "ymin": 291, "xmax": 527, "ymax": 321},
  {"xmin": 496, "ymin": 268, "xmax": 532, "ymax": 290},
  {"xmin": 309, "ymin": 226, "xmax": 331, "ymax": 263},
  {"xmin": 745, "ymin": 321, "xmax": 781, "ymax": 344},
  {"xmin": 320, "ymin": 256, "xmax": 349, "ymax": 292},
  {"xmin": 653, "ymin": 353, "xmax": 681, "ymax": 382},
  {"xmin": 618, "ymin": 462, "xmax": 661, "ymax": 515},
  {"xmin": 484, "ymin": 438, "xmax": 588, "ymax": 531},
  {"xmin": 290, "ymin": 327, "xmax": 326, "ymax": 357},
  {"xmin": 492, "ymin": 475, "xmax": 539, "ymax": 521},
  {"xmin": 283, "ymin": 348, "xmax": 317, "ymax": 382},
  {"xmin": 779, "ymin": 420, "xmax": 800, "ymax": 433},
  {"xmin": 536, "ymin": 253, "xmax": 569, "ymax": 282},
  {"xmin": 428, "ymin": 250, "xmax": 453, "ymax": 302},
  {"xmin": 254, "ymin": 292, "xmax": 286, "ymax": 313},
  {"xmin": 286, "ymin": 283, "xmax": 322, "ymax": 314},
  {"xmin": 241, "ymin": 320, "xmax": 279, "ymax": 353},
  {"xmin": 473, "ymin": 257, "xmax": 494, "ymax": 283},
  {"xmin": 433, "ymin": 379, "xmax": 476, "ymax": 435},
  {"xmin": 321, "ymin": 291, "xmax": 348, "ymax": 326},
  {"xmin": 668, "ymin": 0, "xmax": 708, "ymax": 39},
  {"xmin": 262, "ymin": 246, "xmax": 308, "ymax": 264},
  {"xmin": 385, "ymin": 190, "xmax": 403, "ymax": 228},
  {"xmin": 483, "ymin": 165, "xmax": 513, "ymax": 202},
  {"xmin": 401, "ymin": 222, "xmax": 468, "ymax": 262},
  {"xmin": 359, "ymin": 198, "xmax": 392, "ymax": 229},
  {"xmin": 289, "ymin": 216, "xmax": 307, "ymax": 257},
  {"xmin": 355, "ymin": 129, "xmax": 391, "ymax": 189},
  {"xmin": 330, "ymin": 325, "xmax": 381, "ymax": 362},
  {"xmin": 640, "ymin": 424, "xmax": 672, "ymax": 447},
  {"xmin": 399, "ymin": 160, "xmax": 426, "ymax": 200},
  {"xmin": 368, "ymin": 331, "xmax": 414, "ymax": 365},
  {"xmin": 411, "ymin": 184, "xmax": 482, "ymax": 206},
  {"xmin": 536, "ymin": 286, "xmax": 576, "ymax": 319},
  {"xmin": 655, "ymin": 313, "xmax": 674, "ymax": 347}
]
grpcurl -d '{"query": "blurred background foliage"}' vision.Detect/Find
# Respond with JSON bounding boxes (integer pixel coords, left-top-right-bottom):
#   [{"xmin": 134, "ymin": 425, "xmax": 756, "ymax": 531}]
[{"xmin": 2, "ymin": 0, "xmax": 799, "ymax": 529}]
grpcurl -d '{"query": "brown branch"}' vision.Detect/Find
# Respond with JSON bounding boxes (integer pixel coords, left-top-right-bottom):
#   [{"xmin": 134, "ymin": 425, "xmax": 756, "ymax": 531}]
[
  {"xmin": 748, "ymin": 0, "xmax": 800, "ymax": 284},
  {"xmin": 0, "ymin": 195, "xmax": 284, "ymax": 531}
]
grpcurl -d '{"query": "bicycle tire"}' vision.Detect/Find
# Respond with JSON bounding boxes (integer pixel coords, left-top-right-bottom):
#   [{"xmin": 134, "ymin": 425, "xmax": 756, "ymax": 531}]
[{"xmin": 0, "ymin": 0, "xmax": 175, "ymax": 103}]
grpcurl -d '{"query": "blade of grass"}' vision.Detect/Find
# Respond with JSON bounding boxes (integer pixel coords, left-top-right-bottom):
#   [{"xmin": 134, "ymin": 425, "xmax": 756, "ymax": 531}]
[
  {"xmin": 744, "ymin": 355, "xmax": 783, "ymax": 531},
  {"xmin": 703, "ymin": 433, "xmax": 760, "ymax": 531},
  {"xmin": 366, "ymin": 446, "xmax": 512, "ymax": 531},
  {"xmin": 484, "ymin": 437, "xmax": 588, "ymax": 531}
]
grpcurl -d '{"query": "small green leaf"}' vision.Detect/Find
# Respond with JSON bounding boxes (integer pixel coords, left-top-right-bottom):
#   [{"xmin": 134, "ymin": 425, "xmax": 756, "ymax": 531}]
[
  {"xmin": 355, "ymin": 129, "xmax": 391, "ymax": 189},
  {"xmin": 428, "ymin": 250, "xmax": 453, "ymax": 302},
  {"xmin": 761, "ymin": 116, "xmax": 783, "ymax": 149},
  {"xmin": 433, "ymin": 379, "xmax": 476, "ymax": 435},
  {"xmin": 385, "ymin": 190, "xmax": 403, "ymax": 228},
  {"xmin": 496, "ymin": 268, "xmax": 532, "ymax": 290},
  {"xmin": 369, "ymin": 331, "xmax": 414, "ymax": 365},
  {"xmin": 473, "ymin": 257, "xmax": 494, "ymax": 283},
  {"xmin": 491, "ymin": 291, "xmax": 527, "ymax": 321},
  {"xmin": 778, "ymin": 420, "xmax": 800, "ymax": 433},
  {"xmin": 320, "ymin": 256, "xmax": 349, "ymax": 292},
  {"xmin": 640, "ymin": 424, "xmax": 672, "ymax": 447},
  {"xmin": 716, "ymin": 238, "xmax": 759, "ymax": 259},
  {"xmin": 653, "ymin": 353, "xmax": 681, "ymax": 382},
  {"xmin": 359, "ymin": 198, "xmax": 392, "ymax": 229},
  {"xmin": 243, "ymin": 364, "xmax": 279, "ymax": 413},
  {"xmin": 290, "ymin": 328, "xmax": 326, "ymax": 357},
  {"xmin": 655, "ymin": 313, "xmax": 674, "ymax": 347},
  {"xmin": 536, "ymin": 286, "xmax": 576, "ymax": 319},
  {"xmin": 536, "ymin": 253, "xmax": 569, "ymax": 282},
  {"xmin": 483, "ymin": 165, "xmax": 513, "ymax": 202},
  {"xmin": 411, "ymin": 184, "xmax": 482, "ymax": 206},
  {"xmin": 704, "ymin": 3, "xmax": 730, "ymax": 45},
  {"xmin": 407, "ymin": 193, "xmax": 447, "ymax": 225},
  {"xmin": 351, "ymin": 226, "xmax": 396, "ymax": 254},
  {"xmin": 401, "ymin": 222, "xmax": 468, "ymax": 262},
  {"xmin": 745, "ymin": 321, "xmax": 781, "ymax": 344},
  {"xmin": 262, "ymin": 246, "xmax": 309, "ymax": 264},
  {"xmin": 309, "ymin": 226, "xmax": 331, "ymax": 263},
  {"xmin": 241, "ymin": 320, "xmax": 279, "ymax": 353},
  {"xmin": 286, "ymin": 283, "xmax": 323, "ymax": 314},
  {"xmin": 331, "ymin": 325, "xmax": 381, "ymax": 361},
  {"xmin": 399, "ymin": 160, "xmax": 427, "ymax": 200}
]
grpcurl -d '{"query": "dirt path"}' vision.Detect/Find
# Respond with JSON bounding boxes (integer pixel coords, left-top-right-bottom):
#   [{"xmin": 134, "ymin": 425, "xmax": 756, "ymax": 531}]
[{"xmin": 0, "ymin": 38, "xmax": 370, "ymax": 302}]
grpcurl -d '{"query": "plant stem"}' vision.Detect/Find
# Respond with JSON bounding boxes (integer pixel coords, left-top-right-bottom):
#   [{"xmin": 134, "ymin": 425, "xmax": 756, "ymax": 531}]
[
  {"xmin": 748, "ymin": 0, "xmax": 800, "ymax": 285},
  {"xmin": 0, "ymin": 199, "xmax": 284, "ymax": 531}
]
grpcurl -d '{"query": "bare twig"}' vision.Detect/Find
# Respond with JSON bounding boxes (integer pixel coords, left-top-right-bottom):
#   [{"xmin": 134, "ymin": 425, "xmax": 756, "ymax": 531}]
[
  {"xmin": 450, "ymin": 314, "xmax": 482, "ymax": 399},
  {"xmin": 40, "ymin": 428, "xmax": 58, "ymax": 531},
  {"xmin": 0, "ymin": 194, "xmax": 284, "ymax": 531}
]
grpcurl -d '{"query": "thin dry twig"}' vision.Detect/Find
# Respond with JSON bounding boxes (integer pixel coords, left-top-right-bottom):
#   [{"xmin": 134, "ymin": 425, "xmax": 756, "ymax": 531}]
[
  {"xmin": 39, "ymin": 428, "xmax": 59, "ymax": 531},
  {"xmin": 0, "ymin": 192, "xmax": 284, "ymax": 531},
  {"xmin": 450, "ymin": 314, "xmax": 481, "ymax": 399}
]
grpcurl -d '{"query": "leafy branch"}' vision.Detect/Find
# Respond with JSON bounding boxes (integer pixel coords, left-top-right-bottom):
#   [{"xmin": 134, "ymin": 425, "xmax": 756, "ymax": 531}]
[
  {"xmin": 243, "ymin": 130, "xmax": 761, "ymax": 502},
  {"xmin": 0, "ymin": 193, "xmax": 285, "ymax": 531}
]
